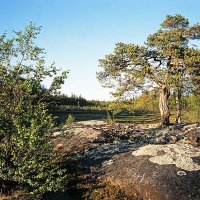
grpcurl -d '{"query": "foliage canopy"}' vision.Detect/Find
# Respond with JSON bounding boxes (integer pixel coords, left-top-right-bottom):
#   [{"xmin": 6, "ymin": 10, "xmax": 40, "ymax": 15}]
[
  {"xmin": 97, "ymin": 14, "xmax": 200, "ymax": 125},
  {"xmin": 0, "ymin": 23, "xmax": 68, "ymax": 194}
]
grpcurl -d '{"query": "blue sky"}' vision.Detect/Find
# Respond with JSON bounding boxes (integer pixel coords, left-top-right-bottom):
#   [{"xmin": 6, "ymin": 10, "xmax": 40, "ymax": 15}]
[{"xmin": 1, "ymin": 0, "xmax": 200, "ymax": 100}]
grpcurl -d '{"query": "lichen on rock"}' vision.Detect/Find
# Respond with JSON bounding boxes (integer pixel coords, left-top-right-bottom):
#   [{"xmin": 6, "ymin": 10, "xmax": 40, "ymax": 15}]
[{"xmin": 132, "ymin": 144, "xmax": 200, "ymax": 171}]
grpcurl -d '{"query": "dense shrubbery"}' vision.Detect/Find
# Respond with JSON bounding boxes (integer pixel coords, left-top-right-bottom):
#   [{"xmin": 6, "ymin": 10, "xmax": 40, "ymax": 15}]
[{"xmin": 0, "ymin": 23, "xmax": 68, "ymax": 195}]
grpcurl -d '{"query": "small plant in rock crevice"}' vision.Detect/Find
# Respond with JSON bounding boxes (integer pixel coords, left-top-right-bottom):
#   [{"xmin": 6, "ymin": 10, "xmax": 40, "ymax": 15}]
[{"xmin": 104, "ymin": 111, "xmax": 115, "ymax": 124}]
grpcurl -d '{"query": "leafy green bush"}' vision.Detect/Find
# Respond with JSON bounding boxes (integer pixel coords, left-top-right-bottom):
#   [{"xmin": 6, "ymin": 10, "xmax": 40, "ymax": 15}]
[
  {"xmin": 0, "ymin": 23, "xmax": 68, "ymax": 194},
  {"xmin": 66, "ymin": 114, "xmax": 75, "ymax": 124}
]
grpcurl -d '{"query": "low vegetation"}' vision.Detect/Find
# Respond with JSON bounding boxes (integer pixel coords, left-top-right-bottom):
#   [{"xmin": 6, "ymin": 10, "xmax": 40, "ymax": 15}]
[{"xmin": 84, "ymin": 182, "xmax": 135, "ymax": 200}]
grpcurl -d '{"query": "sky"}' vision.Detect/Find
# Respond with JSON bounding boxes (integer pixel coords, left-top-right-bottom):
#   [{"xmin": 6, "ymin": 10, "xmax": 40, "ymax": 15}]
[{"xmin": 0, "ymin": 0, "xmax": 200, "ymax": 100}]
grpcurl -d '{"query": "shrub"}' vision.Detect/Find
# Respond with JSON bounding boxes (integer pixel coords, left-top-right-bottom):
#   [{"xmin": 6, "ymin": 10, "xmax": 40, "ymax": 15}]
[
  {"xmin": 0, "ymin": 23, "xmax": 68, "ymax": 194},
  {"xmin": 104, "ymin": 111, "xmax": 115, "ymax": 124},
  {"xmin": 66, "ymin": 114, "xmax": 75, "ymax": 124}
]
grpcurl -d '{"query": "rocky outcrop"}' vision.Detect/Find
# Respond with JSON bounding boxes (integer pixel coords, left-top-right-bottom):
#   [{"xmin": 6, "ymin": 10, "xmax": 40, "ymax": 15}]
[
  {"xmin": 185, "ymin": 128, "xmax": 200, "ymax": 147},
  {"xmin": 102, "ymin": 143, "xmax": 200, "ymax": 200},
  {"xmin": 51, "ymin": 121, "xmax": 200, "ymax": 199},
  {"xmin": 52, "ymin": 120, "xmax": 106, "ymax": 155}
]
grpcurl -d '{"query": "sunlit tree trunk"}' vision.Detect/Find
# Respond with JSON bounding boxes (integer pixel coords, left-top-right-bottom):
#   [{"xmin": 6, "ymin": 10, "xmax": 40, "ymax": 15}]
[
  {"xmin": 175, "ymin": 89, "xmax": 181, "ymax": 123},
  {"xmin": 159, "ymin": 87, "xmax": 170, "ymax": 126}
]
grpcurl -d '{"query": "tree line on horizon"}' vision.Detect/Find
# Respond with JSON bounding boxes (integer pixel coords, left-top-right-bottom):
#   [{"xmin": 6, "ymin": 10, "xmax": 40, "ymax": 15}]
[{"xmin": 50, "ymin": 91, "xmax": 200, "ymax": 123}]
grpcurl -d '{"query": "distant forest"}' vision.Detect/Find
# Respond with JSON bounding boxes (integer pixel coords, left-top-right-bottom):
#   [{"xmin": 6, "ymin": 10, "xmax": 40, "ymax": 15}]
[
  {"xmin": 51, "ymin": 91, "xmax": 200, "ymax": 122},
  {"xmin": 50, "ymin": 94, "xmax": 109, "ymax": 110}
]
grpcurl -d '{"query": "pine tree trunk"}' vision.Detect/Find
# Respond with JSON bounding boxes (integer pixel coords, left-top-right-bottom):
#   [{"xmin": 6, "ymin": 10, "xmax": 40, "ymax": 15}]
[
  {"xmin": 159, "ymin": 87, "xmax": 170, "ymax": 126},
  {"xmin": 175, "ymin": 89, "xmax": 181, "ymax": 123}
]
